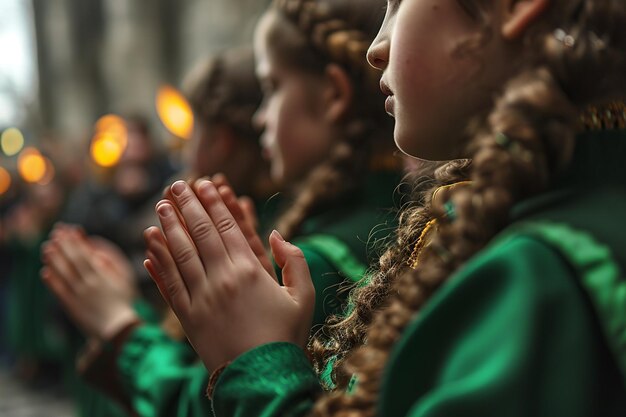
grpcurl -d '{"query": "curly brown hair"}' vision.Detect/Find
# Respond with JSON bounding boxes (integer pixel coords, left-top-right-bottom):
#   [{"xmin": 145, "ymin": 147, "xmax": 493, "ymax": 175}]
[
  {"xmin": 260, "ymin": 0, "xmax": 398, "ymax": 241},
  {"xmin": 309, "ymin": 0, "xmax": 626, "ymax": 415}
]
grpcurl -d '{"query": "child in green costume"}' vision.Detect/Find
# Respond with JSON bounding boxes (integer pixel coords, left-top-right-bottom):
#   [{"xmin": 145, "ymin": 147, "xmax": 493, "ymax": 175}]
[
  {"xmin": 42, "ymin": 15, "xmax": 402, "ymax": 414},
  {"xmin": 145, "ymin": 0, "xmax": 626, "ymax": 415}
]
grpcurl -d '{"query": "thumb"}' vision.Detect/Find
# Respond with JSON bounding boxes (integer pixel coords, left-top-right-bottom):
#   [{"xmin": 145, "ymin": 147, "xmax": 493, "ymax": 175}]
[{"xmin": 269, "ymin": 230, "xmax": 314, "ymax": 305}]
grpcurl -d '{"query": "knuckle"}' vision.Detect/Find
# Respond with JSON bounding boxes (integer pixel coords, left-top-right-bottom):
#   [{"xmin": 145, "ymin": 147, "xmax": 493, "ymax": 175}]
[
  {"xmin": 291, "ymin": 246, "xmax": 306, "ymax": 260},
  {"xmin": 175, "ymin": 191, "xmax": 194, "ymax": 208},
  {"xmin": 189, "ymin": 221, "xmax": 214, "ymax": 241},
  {"xmin": 166, "ymin": 280, "xmax": 181, "ymax": 299},
  {"xmin": 216, "ymin": 278, "xmax": 238, "ymax": 296},
  {"xmin": 214, "ymin": 217, "xmax": 237, "ymax": 234},
  {"xmin": 173, "ymin": 247, "xmax": 197, "ymax": 265},
  {"xmin": 238, "ymin": 262, "xmax": 257, "ymax": 280}
]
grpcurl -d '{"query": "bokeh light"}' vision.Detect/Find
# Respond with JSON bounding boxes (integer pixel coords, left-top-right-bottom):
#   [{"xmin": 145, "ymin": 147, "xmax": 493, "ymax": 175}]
[
  {"xmin": 156, "ymin": 85, "xmax": 194, "ymax": 140},
  {"xmin": 37, "ymin": 157, "xmax": 56, "ymax": 185},
  {"xmin": 1, "ymin": 127, "xmax": 25, "ymax": 156},
  {"xmin": 18, "ymin": 147, "xmax": 47, "ymax": 183},
  {"xmin": 91, "ymin": 133, "xmax": 124, "ymax": 167},
  {"xmin": 0, "ymin": 166, "xmax": 11, "ymax": 195},
  {"xmin": 90, "ymin": 114, "xmax": 128, "ymax": 167},
  {"xmin": 95, "ymin": 114, "xmax": 128, "ymax": 147}
]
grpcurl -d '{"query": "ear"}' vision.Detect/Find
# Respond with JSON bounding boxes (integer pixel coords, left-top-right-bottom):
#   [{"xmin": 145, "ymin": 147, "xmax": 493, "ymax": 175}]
[
  {"xmin": 501, "ymin": 0, "xmax": 551, "ymax": 40},
  {"xmin": 322, "ymin": 64, "xmax": 353, "ymax": 123}
]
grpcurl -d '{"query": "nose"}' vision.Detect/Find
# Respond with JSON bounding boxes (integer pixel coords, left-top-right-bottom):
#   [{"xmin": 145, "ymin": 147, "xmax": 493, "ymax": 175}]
[{"xmin": 367, "ymin": 34, "xmax": 390, "ymax": 71}]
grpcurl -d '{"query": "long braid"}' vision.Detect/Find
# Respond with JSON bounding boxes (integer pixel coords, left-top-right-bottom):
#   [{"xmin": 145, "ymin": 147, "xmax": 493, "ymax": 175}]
[
  {"xmin": 311, "ymin": 0, "xmax": 626, "ymax": 415},
  {"xmin": 309, "ymin": 159, "xmax": 471, "ymax": 389},
  {"xmin": 267, "ymin": 0, "xmax": 395, "ymax": 241}
]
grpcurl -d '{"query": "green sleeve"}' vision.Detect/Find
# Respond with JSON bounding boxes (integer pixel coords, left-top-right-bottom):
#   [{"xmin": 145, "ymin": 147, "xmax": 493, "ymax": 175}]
[
  {"xmin": 276, "ymin": 245, "xmax": 349, "ymax": 329},
  {"xmin": 212, "ymin": 342, "xmax": 320, "ymax": 417},
  {"xmin": 380, "ymin": 236, "xmax": 626, "ymax": 417},
  {"xmin": 117, "ymin": 324, "xmax": 212, "ymax": 417}
]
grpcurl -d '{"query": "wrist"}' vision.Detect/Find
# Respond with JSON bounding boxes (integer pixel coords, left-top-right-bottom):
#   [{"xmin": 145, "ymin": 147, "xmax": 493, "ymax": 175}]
[{"xmin": 99, "ymin": 307, "xmax": 140, "ymax": 341}]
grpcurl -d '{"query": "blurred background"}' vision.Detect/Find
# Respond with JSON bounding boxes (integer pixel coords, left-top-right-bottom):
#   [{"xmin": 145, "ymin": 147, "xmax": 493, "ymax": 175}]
[{"xmin": 0, "ymin": 1, "xmax": 270, "ymax": 415}]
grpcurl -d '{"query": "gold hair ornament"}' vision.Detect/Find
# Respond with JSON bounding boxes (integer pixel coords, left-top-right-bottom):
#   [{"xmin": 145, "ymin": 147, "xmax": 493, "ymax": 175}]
[{"xmin": 407, "ymin": 181, "xmax": 472, "ymax": 269}]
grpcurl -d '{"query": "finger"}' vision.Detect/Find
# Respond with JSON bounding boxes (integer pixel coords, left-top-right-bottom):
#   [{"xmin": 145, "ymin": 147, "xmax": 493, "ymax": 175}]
[
  {"xmin": 45, "ymin": 239, "xmax": 82, "ymax": 288},
  {"xmin": 41, "ymin": 268, "xmax": 86, "ymax": 334},
  {"xmin": 169, "ymin": 180, "xmax": 231, "ymax": 267},
  {"xmin": 218, "ymin": 185, "xmax": 276, "ymax": 280},
  {"xmin": 210, "ymin": 173, "xmax": 231, "ymax": 189},
  {"xmin": 41, "ymin": 266, "xmax": 74, "ymax": 305},
  {"xmin": 195, "ymin": 180, "xmax": 257, "ymax": 262},
  {"xmin": 49, "ymin": 222, "xmax": 70, "ymax": 240},
  {"xmin": 163, "ymin": 181, "xmax": 189, "ymax": 230},
  {"xmin": 144, "ymin": 224, "xmax": 191, "ymax": 308},
  {"xmin": 55, "ymin": 229, "xmax": 96, "ymax": 281},
  {"xmin": 238, "ymin": 196, "xmax": 259, "ymax": 231},
  {"xmin": 144, "ymin": 257, "xmax": 172, "ymax": 307},
  {"xmin": 269, "ymin": 230, "xmax": 315, "ymax": 306}
]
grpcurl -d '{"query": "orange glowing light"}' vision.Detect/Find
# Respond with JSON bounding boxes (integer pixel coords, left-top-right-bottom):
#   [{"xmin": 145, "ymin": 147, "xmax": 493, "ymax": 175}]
[
  {"xmin": 95, "ymin": 114, "xmax": 128, "ymax": 148},
  {"xmin": 90, "ymin": 114, "xmax": 128, "ymax": 167},
  {"xmin": 37, "ymin": 157, "xmax": 56, "ymax": 185},
  {"xmin": 18, "ymin": 147, "xmax": 47, "ymax": 183},
  {"xmin": 91, "ymin": 133, "xmax": 124, "ymax": 167},
  {"xmin": 0, "ymin": 166, "xmax": 11, "ymax": 195},
  {"xmin": 156, "ymin": 85, "xmax": 194, "ymax": 140},
  {"xmin": 1, "ymin": 127, "xmax": 25, "ymax": 156}
]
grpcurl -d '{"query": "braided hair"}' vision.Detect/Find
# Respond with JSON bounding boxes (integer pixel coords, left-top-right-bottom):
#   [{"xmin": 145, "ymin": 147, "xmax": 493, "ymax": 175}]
[
  {"xmin": 261, "ymin": 0, "xmax": 396, "ymax": 241},
  {"xmin": 310, "ymin": 0, "xmax": 626, "ymax": 415}
]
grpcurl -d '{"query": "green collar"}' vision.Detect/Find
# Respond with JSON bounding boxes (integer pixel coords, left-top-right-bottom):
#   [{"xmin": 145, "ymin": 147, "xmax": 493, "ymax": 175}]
[{"xmin": 512, "ymin": 129, "xmax": 626, "ymax": 220}]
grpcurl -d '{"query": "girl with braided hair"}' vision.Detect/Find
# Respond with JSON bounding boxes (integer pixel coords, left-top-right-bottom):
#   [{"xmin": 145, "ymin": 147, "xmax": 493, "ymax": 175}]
[
  {"xmin": 234, "ymin": 0, "xmax": 403, "ymax": 328},
  {"xmin": 145, "ymin": 0, "xmax": 626, "ymax": 415},
  {"xmin": 41, "ymin": 48, "xmax": 276, "ymax": 417}
]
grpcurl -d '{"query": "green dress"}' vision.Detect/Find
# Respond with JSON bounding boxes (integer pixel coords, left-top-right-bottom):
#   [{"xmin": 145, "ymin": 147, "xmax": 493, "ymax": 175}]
[
  {"xmin": 80, "ymin": 171, "xmax": 401, "ymax": 417},
  {"xmin": 211, "ymin": 129, "xmax": 626, "ymax": 416}
]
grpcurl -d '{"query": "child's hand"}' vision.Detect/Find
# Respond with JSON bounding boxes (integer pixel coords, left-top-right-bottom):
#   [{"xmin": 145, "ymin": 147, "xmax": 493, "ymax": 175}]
[
  {"xmin": 41, "ymin": 224, "xmax": 139, "ymax": 340},
  {"xmin": 196, "ymin": 175, "xmax": 276, "ymax": 280},
  {"xmin": 143, "ymin": 180, "xmax": 314, "ymax": 372},
  {"xmin": 211, "ymin": 173, "xmax": 260, "ymax": 231},
  {"xmin": 165, "ymin": 174, "xmax": 277, "ymax": 281}
]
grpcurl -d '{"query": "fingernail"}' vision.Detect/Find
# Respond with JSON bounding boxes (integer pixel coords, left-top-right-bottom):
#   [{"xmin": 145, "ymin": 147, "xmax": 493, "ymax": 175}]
[
  {"xmin": 157, "ymin": 204, "xmax": 173, "ymax": 217},
  {"xmin": 171, "ymin": 181, "xmax": 186, "ymax": 196},
  {"xmin": 271, "ymin": 229, "xmax": 285, "ymax": 242}
]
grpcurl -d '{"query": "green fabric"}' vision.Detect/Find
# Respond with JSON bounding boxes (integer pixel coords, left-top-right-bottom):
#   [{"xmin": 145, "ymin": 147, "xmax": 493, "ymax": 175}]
[
  {"xmin": 298, "ymin": 234, "xmax": 368, "ymax": 282},
  {"xmin": 72, "ymin": 298, "xmax": 161, "ymax": 417},
  {"xmin": 499, "ymin": 220, "xmax": 626, "ymax": 384},
  {"xmin": 117, "ymin": 324, "xmax": 210, "ymax": 417},
  {"xmin": 378, "ymin": 236, "xmax": 626, "ymax": 416},
  {"xmin": 277, "ymin": 171, "xmax": 400, "ymax": 329},
  {"xmin": 211, "ymin": 130, "xmax": 626, "ymax": 416},
  {"xmin": 4, "ymin": 233, "xmax": 67, "ymax": 360},
  {"xmin": 288, "ymin": 247, "xmax": 346, "ymax": 328},
  {"xmin": 213, "ymin": 342, "xmax": 320, "ymax": 417}
]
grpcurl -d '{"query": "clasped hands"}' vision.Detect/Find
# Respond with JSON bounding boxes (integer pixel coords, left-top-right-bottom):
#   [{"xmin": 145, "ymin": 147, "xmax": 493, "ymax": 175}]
[{"xmin": 143, "ymin": 178, "xmax": 315, "ymax": 372}]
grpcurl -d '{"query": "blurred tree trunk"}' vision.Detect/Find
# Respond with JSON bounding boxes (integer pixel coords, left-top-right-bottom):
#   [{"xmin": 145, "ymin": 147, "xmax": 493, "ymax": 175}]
[{"xmin": 32, "ymin": 0, "xmax": 105, "ymax": 137}]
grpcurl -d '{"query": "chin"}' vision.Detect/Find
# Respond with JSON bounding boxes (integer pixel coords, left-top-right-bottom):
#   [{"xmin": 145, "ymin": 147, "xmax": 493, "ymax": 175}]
[{"xmin": 394, "ymin": 129, "xmax": 454, "ymax": 162}]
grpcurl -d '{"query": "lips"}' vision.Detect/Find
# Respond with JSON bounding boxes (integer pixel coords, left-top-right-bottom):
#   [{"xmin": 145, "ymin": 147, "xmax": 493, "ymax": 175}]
[
  {"xmin": 380, "ymin": 79, "xmax": 395, "ymax": 117},
  {"xmin": 380, "ymin": 79, "xmax": 393, "ymax": 96},
  {"xmin": 384, "ymin": 96, "xmax": 395, "ymax": 116}
]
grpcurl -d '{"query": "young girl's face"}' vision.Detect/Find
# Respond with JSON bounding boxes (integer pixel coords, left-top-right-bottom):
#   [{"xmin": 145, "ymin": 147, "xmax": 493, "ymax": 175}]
[
  {"xmin": 369, "ymin": 0, "xmax": 514, "ymax": 161},
  {"xmin": 253, "ymin": 13, "xmax": 335, "ymax": 185}
]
